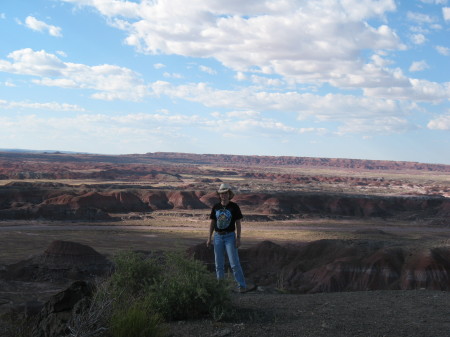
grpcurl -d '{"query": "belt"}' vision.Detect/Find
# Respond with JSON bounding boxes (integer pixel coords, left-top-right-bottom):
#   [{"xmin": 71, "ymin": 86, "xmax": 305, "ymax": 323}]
[{"xmin": 216, "ymin": 231, "xmax": 233, "ymax": 235}]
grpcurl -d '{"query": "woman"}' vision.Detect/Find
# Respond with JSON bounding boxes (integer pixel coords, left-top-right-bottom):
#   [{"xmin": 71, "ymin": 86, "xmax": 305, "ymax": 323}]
[{"xmin": 206, "ymin": 183, "xmax": 248, "ymax": 292}]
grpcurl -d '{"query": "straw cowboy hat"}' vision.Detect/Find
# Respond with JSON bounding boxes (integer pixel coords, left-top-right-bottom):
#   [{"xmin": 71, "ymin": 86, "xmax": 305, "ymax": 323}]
[{"xmin": 217, "ymin": 183, "xmax": 235, "ymax": 199}]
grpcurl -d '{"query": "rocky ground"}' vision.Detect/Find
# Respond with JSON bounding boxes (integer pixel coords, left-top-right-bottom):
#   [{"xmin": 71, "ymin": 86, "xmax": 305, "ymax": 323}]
[
  {"xmin": 1, "ymin": 236, "xmax": 449, "ymax": 337},
  {"xmin": 168, "ymin": 289, "xmax": 450, "ymax": 337}
]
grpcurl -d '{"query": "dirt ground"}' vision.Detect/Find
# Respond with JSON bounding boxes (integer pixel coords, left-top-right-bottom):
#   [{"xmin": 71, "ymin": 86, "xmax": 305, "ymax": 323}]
[
  {"xmin": 0, "ymin": 215, "xmax": 448, "ymax": 264},
  {"xmin": 168, "ymin": 290, "xmax": 450, "ymax": 337},
  {"xmin": 1, "ymin": 216, "xmax": 449, "ymax": 337}
]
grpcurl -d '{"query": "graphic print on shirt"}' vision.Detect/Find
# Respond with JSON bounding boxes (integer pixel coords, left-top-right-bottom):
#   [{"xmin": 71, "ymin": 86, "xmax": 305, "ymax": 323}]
[{"xmin": 216, "ymin": 208, "xmax": 232, "ymax": 230}]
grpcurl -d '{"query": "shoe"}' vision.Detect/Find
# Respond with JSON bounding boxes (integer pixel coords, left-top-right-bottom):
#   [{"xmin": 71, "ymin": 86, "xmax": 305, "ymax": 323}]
[{"xmin": 238, "ymin": 284, "xmax": 256, "ymax": 293}]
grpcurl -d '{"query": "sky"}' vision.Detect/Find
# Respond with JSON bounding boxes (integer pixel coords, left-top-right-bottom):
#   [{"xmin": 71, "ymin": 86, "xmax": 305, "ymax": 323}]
[{"xmin": 0, "ymin": 0, "xmax": 450, "ymax": 165}]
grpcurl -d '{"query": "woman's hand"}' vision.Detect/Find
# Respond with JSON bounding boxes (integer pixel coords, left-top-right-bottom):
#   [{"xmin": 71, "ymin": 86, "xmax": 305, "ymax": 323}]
[{"xmin": 236, "ymin": 237, "xmax": 241, "ymax": 248}]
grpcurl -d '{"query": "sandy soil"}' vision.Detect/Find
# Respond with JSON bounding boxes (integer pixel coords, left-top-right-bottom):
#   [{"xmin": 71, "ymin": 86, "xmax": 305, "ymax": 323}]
[{"xmin": 168, "ymin": 290, "xmax": 450, "ymax": 337}]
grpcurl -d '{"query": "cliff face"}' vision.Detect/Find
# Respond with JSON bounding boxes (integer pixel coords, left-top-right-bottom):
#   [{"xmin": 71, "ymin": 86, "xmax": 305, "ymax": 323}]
[
  {"xmin": 0, "ymin": 182, "xmax": 448, "ymax": 222},
  {"xmin": 189, "ymin": 240, "xmax": 450, "ymax": 293},
  {"xmin": 143, "ymin": 152, "xmax": 450, "ymax": 172},
  {"xmin": 0, "ymin": 151, "xmax": 448, "ymax": 222},
  {"xmin": 1, "ymin": 151, "xmax": 450, "ymax": 178}
]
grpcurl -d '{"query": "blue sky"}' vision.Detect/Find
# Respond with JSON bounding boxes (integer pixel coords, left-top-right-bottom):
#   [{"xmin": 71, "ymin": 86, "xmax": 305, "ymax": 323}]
[{"xmin": 1, "ymin": 0, "xmax": 449, "ymax": 164}]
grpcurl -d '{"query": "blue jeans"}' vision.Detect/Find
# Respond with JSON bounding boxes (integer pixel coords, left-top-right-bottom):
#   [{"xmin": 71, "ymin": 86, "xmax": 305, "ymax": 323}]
[{"xmin": 213, "ymin": 232, "xmax": 246, "ymax": 288}]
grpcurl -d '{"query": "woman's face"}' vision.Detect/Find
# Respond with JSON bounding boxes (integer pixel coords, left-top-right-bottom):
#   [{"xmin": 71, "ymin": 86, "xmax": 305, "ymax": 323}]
[{"xmin": 219, "ymin": 191, "xmax": 230, "ymax": 204}]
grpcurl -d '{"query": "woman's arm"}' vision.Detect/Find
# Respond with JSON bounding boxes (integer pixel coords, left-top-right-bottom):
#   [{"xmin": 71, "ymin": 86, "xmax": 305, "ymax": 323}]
[
  {"xmin": 235, "ymin": 219, "xmax": 242, "ymax": 248},
  {"xmin": 206, "ymin": 219, "xmax": 215, "ymax": 247}
]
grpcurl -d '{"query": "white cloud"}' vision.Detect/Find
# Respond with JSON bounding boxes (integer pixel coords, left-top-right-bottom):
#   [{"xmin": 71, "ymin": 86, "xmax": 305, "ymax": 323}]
[
  {"xmin": 249, "ymin": 75, "xmax": 283, "ymax": 87},
  {"xmin": 226, "ymin": 110, "xmax": 260, "ymax": 118},
  {"xmin": 370, "ymin": 54, "xmax": 394, "ymax": 67},
  {"xmin": 436, "ymin": 45, "xmax": 450, "ymax": 56},
  {"xmin": 411, "ymin": 33, "xmax": 426, "ymax": 45},
  {"xmin": 150, "ymin": 80, "xmax": 417, "ymax": 134},
  {"xmin": 60, "ymin": 0, "xmax": 140, "ymax": 18},
  {"xmin": 420, "ymin": 0, "xmax": 447, "ymax": 4},
  {"xmin": 409, "ymin": 60, "xmax": 429, "ymax": 72},
  {"xmin": 0, "ymin": 48, "xmax": 149, "ymax": 101},
  {"xmin": 365, "ymin": 79, "xmax": 450, "ymax": 102},
  {"xmin": 199, "ymin": 65, "xmax": 217, "ymax": 75},
  {"xmin": 0, "ymin": 99, "xmax": 85, "ymax": 111},
  {"xmin": 24, "ymin": 16, "xmax": 62, "ymax": 37},
  {"xmin": 163, "ymin": 72, "xmax": 183, "ymax": 79},
  {"xmin": 0, "ymin": 110, "xmax": 324, "ymax": 154},
  {"xmin": 153, "ymin": 63, "xmax": 165, "ymax": 69},
  {"xmin": 443, "ymin": 7, "xmax": 450, "ymax": 21},
  {"xmin": 428, "ymin": 114, "xmax": 450, "ymax": 130},
  {"xmin": 407, "ymin": 12, "xmax": 434, "ymax": 24},
  {"xmin": 0, "ymin": 113, "xmax": 180, "ymax": 153},
  {"xmin": 299, "ymin": 127, "xmax": 327, "ymax": 135},
  {"xmin": 235, "ymin": 72, "xmax": 246, "ymax": 81},
  {"xmin": 1, "ymin": 48, "xmax": 65, "ymax": 76},
  {"xmin": 337, "ymin": 116, "xmax": 414, "ymax": 135},
  {"xmin": 68, "ymin": 0, "xmax": 402, "ymax": 88}
]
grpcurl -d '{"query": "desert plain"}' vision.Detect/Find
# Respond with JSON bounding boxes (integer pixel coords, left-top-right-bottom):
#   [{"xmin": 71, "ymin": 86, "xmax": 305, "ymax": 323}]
[{"xmin": 0, "ymin": 151, "xmax": 449, "ymax": 336}]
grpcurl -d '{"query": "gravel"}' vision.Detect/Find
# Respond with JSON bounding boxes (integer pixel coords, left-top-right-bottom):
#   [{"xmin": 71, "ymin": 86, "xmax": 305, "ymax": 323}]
[{"xmin": 168, "ymin": 289, "xmax": 450, "ymax": 337}]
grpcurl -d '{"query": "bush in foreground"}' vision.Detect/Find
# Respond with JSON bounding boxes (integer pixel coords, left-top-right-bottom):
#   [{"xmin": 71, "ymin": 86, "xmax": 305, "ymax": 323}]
[
  {"xmin": 109, "ymin": 300, "xmax": 165, "ymax": 337},
  {"xmin": 103, "ymin": 250, "xmax": 232, "ymax": 336},
  {"xmin": 148, "ymin": 252, "xmax": 232, "ymax": 321}
]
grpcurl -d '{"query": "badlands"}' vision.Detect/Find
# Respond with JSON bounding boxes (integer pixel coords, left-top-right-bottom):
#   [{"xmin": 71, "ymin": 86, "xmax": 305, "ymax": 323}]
[{"xmin": 0, "ymin": 151, "xmax": 449, "ymax": 336}]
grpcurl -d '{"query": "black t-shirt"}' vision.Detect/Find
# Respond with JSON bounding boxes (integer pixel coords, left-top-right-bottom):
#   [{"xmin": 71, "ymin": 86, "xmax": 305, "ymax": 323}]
[{"xmin": 209, "ymin": 201, "xmax": 243, "ymax": 233}]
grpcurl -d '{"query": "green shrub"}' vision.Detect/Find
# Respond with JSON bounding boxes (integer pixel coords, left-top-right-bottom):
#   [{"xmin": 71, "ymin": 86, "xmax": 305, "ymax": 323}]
[
  {"xmin": 108, "ymin": 251, "xmax": 161, "ymax": 298},
  {"xmin": 148, "ymin": 252, "xmax": 232, "ymax": 321},
  {"xmin": 110, "ymin": 300, "xmax": 165, "ymax": 337},
  {"xmin": 106, "ymin": 250, "xmax": 232, "ymax": 336}
]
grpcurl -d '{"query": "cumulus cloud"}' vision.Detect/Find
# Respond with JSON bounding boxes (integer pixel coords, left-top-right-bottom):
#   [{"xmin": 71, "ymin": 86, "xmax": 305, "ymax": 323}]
[
  {"xmin": 63, "ymin": 0, "xmax": 403, "ymax": 88},
  {"xmin": 409, "ymin": 60, "xmax": 429, "ymax": 72},
  {"xmin": 0, "ymin": 48, "xmax": 65, "ymax": 77},
  {"xmin": 235, "ymin": 72, "xmax": 246, "ymax": 81},
  {"xmin": 411, "ymin": 33, "xmax": 426, "ymax": 44},
  {"xmin": 444, "ymin": 7, "xmax": 450, "ymax": 20},
  {"xmin": 249, "ymin": 75, "xmax": 284, "ymax": 87},
  {"xmin": 436, "ymin": 45, "xmax": 450, "ymax": 56},
  {"xmin": 428, "ymin": 114, "xmax": 450, "ymax": 130},
  {"xmin": 199, "ymin": 65, "xmax": 217, "ymax": 75},
  {"xmin": 24, "ymin": 16, "xmax": 62, "ymax": 37},
  {"xmin": 364, "ymin": 79, "xmax": 450, "ymax": 102},
  {"xmin": 0, "ymin": 48, "xmax": 149, "ymax": 101}
]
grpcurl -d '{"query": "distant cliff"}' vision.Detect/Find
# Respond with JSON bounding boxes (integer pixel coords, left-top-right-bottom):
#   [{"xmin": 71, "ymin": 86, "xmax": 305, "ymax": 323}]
[
  {"xmin": 1, "ymin": 150, "xmax": 449, "ymax": 172},
  {"xmin": 140, "ymin": 152, "xmax": 450, "ymax": 172}
]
